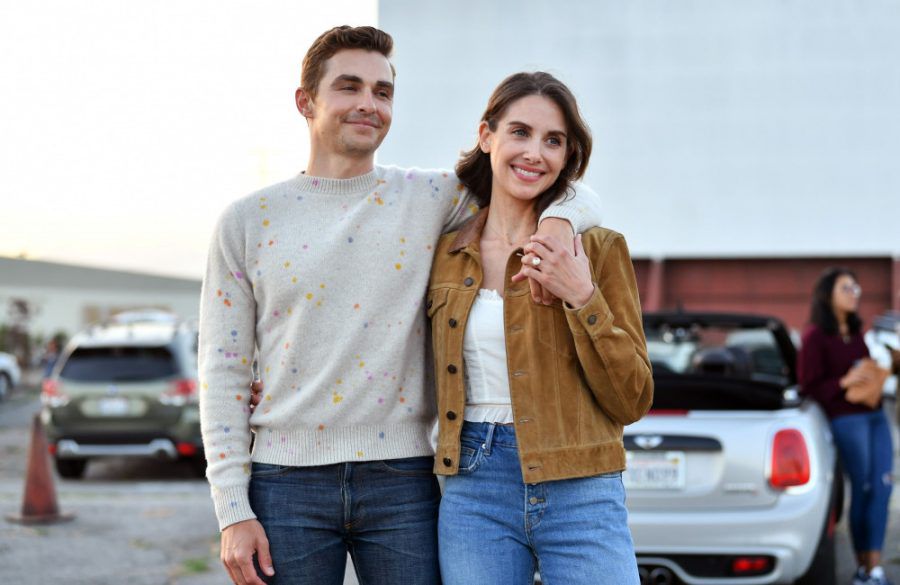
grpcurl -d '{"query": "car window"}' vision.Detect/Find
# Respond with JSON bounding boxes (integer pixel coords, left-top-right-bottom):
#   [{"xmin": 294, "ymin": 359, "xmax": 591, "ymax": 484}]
[
  {"xmin": 59, "ymin": 346, "xmax": 177, "ymax": 382},
  {"xmin": 646, "ymin": 325, "xmax": 790, "ymax": 382}
]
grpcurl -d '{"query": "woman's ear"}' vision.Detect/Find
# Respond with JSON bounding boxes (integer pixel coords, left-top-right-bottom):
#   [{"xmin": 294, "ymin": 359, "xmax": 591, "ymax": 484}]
[{"xmin": 477, "ymin": 121, "xmax": 492, "ymax": 153}]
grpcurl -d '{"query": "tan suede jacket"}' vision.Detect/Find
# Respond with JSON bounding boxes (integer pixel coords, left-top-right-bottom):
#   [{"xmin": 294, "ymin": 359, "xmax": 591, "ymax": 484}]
[{"xmin": 427, "ymin": 209, "xmax": 653, "ymax": 483}]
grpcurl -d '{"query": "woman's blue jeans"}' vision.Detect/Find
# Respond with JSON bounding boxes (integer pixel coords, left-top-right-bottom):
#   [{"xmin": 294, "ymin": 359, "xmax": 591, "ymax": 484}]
[
  {"xmin": 438, "ymin": 422, "xmax": 640, "ymax": 585},
  {"xmin": 249, "ymin": 457, "xmax": 440, "ymax": 585},
  {"xmin": 831, "ymin": 409, "xmax": 894, "ymax": 553}
]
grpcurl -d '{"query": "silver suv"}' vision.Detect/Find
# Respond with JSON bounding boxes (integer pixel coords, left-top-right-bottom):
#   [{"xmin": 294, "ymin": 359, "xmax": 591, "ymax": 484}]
[{"xmin": 41, "ymin": 311, "xmax": 202, "ymax": 479}]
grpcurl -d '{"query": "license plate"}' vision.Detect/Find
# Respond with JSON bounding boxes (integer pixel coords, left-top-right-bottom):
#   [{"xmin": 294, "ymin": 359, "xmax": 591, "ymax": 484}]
[
  {"xmin": 623, "ymin": 451, "xmax": 685, "ymax": 490},
  {"xmin": 97, "ymin": 397, "xmax": 130, "ymax": 416}
]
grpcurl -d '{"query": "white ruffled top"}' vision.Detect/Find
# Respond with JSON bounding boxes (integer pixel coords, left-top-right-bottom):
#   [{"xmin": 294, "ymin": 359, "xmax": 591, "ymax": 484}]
[{"xmin": 462, "ymin": 288, "xmax": 514, "ymax": 424}]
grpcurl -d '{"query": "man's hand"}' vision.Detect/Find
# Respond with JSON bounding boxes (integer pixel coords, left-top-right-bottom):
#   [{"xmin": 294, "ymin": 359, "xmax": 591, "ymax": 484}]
[
  {"xmin": 511, "ymin": 217, "xmax": 575, "ymax": 304},
  {"xmin": 221, "ymin": 519, "xmax": 274, "ymax": 585}
]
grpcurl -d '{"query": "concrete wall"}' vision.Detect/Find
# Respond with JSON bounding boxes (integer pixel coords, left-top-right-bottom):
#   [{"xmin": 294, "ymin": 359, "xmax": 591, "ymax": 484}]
[
  {"xmin": 378, "ymin": 0, "xmax": 900, "ymax": 259},
  {"xmin": 0, "ymin": 285, "xmax": 199, "ymax": 340}
]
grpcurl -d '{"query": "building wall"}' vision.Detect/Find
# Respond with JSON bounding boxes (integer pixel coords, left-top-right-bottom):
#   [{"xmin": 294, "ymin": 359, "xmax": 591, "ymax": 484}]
[
  {"xmin": 378, "ymin": 0, "xmax": 900, "ymax": 260},
  {"xmin": 0, "ymin": 284, "xmax": 199, "ymax": 339},
  {"xmin": 634, "ymin": 257, "xmax": 895, "ymax": 332},
  {"xmin": 379, "ymin": 0, "xmax": 900, "ymax": 321}
]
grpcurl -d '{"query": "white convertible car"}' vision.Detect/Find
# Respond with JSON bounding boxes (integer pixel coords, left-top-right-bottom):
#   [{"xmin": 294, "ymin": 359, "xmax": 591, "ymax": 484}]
[{"xmin": 626, "ymin": 312, "xmax": 841, "ymax": 585}]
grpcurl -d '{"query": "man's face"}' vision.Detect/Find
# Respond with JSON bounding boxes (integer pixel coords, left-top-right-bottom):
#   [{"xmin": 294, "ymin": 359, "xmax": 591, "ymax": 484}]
[{"xmin": 300, "ymin": 49, "xmax": 394, "ymax": 159}]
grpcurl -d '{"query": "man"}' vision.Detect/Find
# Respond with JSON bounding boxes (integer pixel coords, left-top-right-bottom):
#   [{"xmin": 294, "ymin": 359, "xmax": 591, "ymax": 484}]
[{"xmin": 200, "ymin": 25, "xmax": 602, "ymax": 585}]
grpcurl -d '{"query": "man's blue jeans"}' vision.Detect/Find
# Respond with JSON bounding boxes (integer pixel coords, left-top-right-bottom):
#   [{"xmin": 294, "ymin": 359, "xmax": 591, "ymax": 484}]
[
  {"xmin": 438, "ymin": 422, "xmax": 640, "ymax": 585},
  {"xmin": 249, "ymin": 457, "xmax": 440, "ymax": 585},
  {"xmin": 831, "ymin": 409, "xmax": 894, "ymax": 553}
]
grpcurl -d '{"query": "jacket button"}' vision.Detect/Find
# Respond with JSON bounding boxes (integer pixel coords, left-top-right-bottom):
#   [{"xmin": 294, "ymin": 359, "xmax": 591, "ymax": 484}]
[
  {"xmin": 587, "ymin": 314, "xmax": 598, "ymax": 325},
  {"xmin": 443, "ymin": 457, "xmax": 453, "ymax": 467},
  {"xmin": 449, "ymin": 318, "xmax": 458, "ymax": 328},
  {"xmin": 464, "ymin": 277, "xmax": 474, "ymax": 286},
  {"xmin": 427, "ymin": 299, "xmax": 433, "ymax": 310},
  {"xmin": 447, "ymin": 364, "xmax": 458, "ymax": 374},
  {"xmin": 446, "ymin": 411, "xmax": 457, "ymax": 420}
]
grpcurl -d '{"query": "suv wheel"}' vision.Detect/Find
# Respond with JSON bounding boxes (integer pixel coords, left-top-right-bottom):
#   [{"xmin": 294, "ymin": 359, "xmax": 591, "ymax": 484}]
[
  {"xmin": 188, "ymin": 455, "xmax": 207, "ymax": 478},
  {"xmin": 54, "ymin": 458, "xmax": 88, "ymax": 479}
]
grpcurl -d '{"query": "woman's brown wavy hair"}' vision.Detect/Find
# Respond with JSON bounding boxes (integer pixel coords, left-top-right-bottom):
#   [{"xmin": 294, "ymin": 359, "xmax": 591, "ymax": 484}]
[{"xmin": 455, "ymin": 72, "xmax": 592, "ymax": 216}]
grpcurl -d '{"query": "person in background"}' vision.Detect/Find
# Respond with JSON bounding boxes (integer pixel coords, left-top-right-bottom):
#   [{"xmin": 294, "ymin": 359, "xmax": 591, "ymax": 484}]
[
  {"xmin": 427, "ymin": 72, "xmax": 652, "ymax": 585},
  {"xmin": 41, "ymin": 338, "xmax": 60, "ymax": 379},
  {"xmin": 797, "ymin": 267, "xmax": 894, "ymax": 585}
]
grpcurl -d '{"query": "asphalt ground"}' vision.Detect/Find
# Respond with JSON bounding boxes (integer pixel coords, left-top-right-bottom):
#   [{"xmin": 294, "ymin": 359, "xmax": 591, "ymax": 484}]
[
  {"xmin": 0, "ymin": 378, "xmax": 360, "ymax": 585},
  {"xmin": 0, "ymin": 376, "xmax": 898, "ymax": 585}
]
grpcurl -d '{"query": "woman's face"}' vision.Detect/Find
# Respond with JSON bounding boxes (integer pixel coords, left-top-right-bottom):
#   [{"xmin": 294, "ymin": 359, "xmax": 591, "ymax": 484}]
[
  {"xmin": 831, "ymin": 274, "xmax": 861, "ymax": 315},
  {"xmin": 479, "ymin": 94, "xmax": 569, "ymax": 207}
]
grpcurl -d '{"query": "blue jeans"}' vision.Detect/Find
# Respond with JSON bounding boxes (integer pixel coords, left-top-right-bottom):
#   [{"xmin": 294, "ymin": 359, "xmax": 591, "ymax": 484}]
[
  {"xmin": 439, "ymin": 422, "xmax": 639, "ymax": 585},
  {"xmin": 831, "ymin": 410, "xmax": 894, "ymax": 553},
  {"xmin": 249, "ymin": 457, "xmax": 441, "ymax": 585}
]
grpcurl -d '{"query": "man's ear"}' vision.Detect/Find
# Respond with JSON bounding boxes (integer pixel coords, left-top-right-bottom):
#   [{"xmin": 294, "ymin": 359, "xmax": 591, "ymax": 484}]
[{"xmin": 296, "ymin": 87, "xmax": 314, "ymax": 118}]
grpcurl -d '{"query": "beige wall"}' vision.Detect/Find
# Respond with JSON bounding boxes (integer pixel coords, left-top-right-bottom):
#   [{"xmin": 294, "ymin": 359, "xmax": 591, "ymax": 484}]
[{"xmin": 0, "ymin": 284, "xmax": 199, "ymax": 339}]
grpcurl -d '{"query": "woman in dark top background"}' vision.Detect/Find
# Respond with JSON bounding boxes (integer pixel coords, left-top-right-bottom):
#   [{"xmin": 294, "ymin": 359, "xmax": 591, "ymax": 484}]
[{"xmin": 797, "ymin": 267, "xmax": 894, "ymax": 585}]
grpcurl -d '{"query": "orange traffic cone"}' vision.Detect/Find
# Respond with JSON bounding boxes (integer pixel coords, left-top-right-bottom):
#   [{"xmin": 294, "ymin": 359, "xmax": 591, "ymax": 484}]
[{"xmin": 5, "ymin": 414, "xmax": 75, "ymax": 525}]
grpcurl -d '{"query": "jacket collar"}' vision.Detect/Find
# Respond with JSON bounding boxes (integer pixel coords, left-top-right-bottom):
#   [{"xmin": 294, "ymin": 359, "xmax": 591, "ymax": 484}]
[{"xmin": 449, "ymin": 207, "xmax": 489, "ymax": 253}]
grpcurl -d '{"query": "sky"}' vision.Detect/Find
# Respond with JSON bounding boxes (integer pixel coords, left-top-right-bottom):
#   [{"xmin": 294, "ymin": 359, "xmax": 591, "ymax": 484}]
[{"xmin": 0, "ymin": 0, "xmax": 377, "ymax": 280}]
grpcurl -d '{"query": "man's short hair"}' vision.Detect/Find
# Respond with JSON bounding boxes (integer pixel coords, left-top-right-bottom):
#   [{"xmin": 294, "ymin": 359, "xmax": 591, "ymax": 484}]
[{"xmin": 301, "ymin": 26, "xmax": 395, "ymax": 98}]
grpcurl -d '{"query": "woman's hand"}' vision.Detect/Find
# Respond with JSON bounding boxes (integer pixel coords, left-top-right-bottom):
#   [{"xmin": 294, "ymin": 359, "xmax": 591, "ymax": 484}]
[
  {"xmin": 520, "ymin": 233, "xmax": 595, "ymax": 309},
  {"xmin": 511, "ymin": 217, "xmax": 574, "ymax": 305},
  {"xmin": 249, "ymin": 379, "xmax": 263, "ymax": 412},
  {"xmin": 841, "ymin": 361, "xmax": 874, "ymax": 389}
]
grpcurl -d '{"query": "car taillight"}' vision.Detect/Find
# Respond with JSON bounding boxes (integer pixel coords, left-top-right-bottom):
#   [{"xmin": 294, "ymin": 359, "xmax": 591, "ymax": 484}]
[
  {"xmin": 160, "ymin": 379, "xmax": 198, "ymax": 406},
  {"xmin": 732, "ymin": 556, "xmax": 773, "ymax": 576},
  {"xmin": 769, "ymin": 429, "xmax": 810, "ymax": 488},
  {"xmin": 41, "ymin": 379, "xmax": 70, "ymax": 407},
  {"xmin": 176, "ymin": 442, "xmax": 198, "ymax": 456}
]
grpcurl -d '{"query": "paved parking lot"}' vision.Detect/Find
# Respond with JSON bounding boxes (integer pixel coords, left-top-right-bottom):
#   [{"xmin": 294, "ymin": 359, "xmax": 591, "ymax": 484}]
[
  {"xmin": 1, "ymin": 382, "xmax": 898, "ymax": 584},
  {"xmin": 0, "ymin": 385, "xmax": 360, "ymax": 585}
]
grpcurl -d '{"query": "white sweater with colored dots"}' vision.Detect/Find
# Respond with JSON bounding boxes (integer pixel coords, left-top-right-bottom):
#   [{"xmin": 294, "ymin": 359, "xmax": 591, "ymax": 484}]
[{"xmin": 199, "ymin": 165, "xmax": 601, "ymax": 529}]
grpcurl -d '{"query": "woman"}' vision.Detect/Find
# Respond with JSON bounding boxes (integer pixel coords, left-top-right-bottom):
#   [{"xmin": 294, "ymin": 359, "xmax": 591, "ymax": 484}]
[
  {"xmin": 427, "ymin": 72, "xmax": 653, "ymax": 585},
  {"xmin": 797, "ymin": 267, "xmax": 894, "ymax": 585}
]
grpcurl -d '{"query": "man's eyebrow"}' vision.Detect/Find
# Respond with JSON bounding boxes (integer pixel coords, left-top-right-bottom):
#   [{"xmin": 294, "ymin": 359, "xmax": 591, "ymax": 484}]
[
  {"xmin": 330, "ymin": 75, "xmax": 394, "ymax": 91},
  {"xmin": 331, "ymin": 74, "xmax": 363, "ymax": 86}
]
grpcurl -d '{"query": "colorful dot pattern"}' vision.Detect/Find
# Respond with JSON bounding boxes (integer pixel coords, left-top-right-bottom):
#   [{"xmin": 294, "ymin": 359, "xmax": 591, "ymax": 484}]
[{"xmin": 198, "ymin": 166, "xmax": 596, "ymax": 530}]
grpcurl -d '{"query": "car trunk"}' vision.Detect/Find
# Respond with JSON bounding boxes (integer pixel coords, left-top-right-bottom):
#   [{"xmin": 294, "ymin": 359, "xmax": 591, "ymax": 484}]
[
  {"xmin": 624, "ymin": 408, "xmax": 791, "ymax": 511},
  {"xmin": 624, "ymin": 312, "xmax": 799, "ymax": 511}
]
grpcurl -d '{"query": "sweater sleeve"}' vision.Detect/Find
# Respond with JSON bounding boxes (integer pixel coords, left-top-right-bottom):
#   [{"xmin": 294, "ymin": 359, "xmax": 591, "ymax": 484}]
[
  {"xmin": 563, "ymin": 232, "xmax": 654, "ymax": 425},
  {"xmin": 797, "ymin": 327, "xmax": 845, "ymax": 409},
  {"xmin": 538, "ymin": 181, "xmax": 603, "ymax": 234},
  {"xmin": 198, "ymin": 204, "xmax": 259, "ymax": 530}
]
